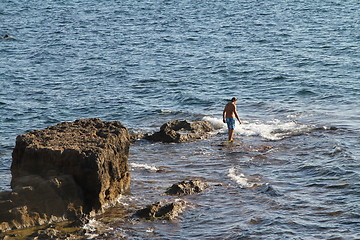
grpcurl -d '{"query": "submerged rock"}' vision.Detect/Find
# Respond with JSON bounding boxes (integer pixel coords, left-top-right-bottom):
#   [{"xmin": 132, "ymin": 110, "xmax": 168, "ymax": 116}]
[
  {"xmin": 257, "ymin": 184, "xmax": 281, "ymax": 197},
  {"xmin": 0, "ymin": 118, "xmax": 131, "ymax": 232},
  {"xmin": 146, "ymin": 120, "xmax": 214, "ymax": 143},
  {"xmin": 165, "ymin": 180, "xmax": 209, "ymax": 196},
  {"xmin": 135, "ymin": 200, "xmax": 187, "ymax": 220}
]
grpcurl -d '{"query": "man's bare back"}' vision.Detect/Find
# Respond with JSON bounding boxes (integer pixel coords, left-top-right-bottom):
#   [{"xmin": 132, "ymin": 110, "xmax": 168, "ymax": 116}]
[
  {"xmin": 223, "ymin": 102, "xmax": 237, "ymax": 119},
  {"xmin": 223, "ymin": 98, "xmax": 240, "ymax": 122}
]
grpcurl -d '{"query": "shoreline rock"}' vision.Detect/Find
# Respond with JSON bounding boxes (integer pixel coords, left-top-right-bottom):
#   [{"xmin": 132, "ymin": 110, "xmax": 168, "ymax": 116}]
[
  {"xmin": 135, "ymin": 179, "xmax": 209, "ymax": 221},
  {"xmin": 1, "ymin": 118, "xmax": 131, "ymax": 232},
  {"xmin": 145, "ymin": 120, "xmax": 214, "ymax": 143}
]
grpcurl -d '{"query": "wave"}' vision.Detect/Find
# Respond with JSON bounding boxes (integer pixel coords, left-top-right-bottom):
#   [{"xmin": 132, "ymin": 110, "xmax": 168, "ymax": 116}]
[
  {"xmin": 228, "ymin": 168, "xmax": 281, "ymax": 196},
  {"xmin": 296, "ymin": 89, "xmax": 317, "ymax": 96},
  {"xmin": 130, "ymin": 162, "xmax": 160, "ymax": 172},
  {"xmin": 203, "ymin": 116, "xmax": 225, "ymax": 130},
  {"xmin": 240, "ymin": 120, "xmax": 313, "ymax": 140},
  {"xmin": 228, "ymin": 167, "xmax": 255, "ymax": 188},
  {"xmin": 204, "ymin": 116, "xmax": 314, "ymax": 140}
]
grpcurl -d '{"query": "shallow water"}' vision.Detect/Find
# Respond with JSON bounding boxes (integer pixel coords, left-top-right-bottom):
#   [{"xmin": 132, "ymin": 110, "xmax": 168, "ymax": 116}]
[
  {"xmin": 1, "ymin": 0, "xmax": 359, "ymax": 239},
  {"xmin": 121, "ymin": 123, "xmax": 359, "ymax": 239}
]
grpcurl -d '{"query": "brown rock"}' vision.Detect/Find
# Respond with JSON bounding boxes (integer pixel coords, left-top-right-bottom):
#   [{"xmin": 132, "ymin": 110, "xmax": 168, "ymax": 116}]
[
  {"xmin": 135, "ymin": 200, "xmax": 187, "ymax": 220},
  {"xmin": 0, "ymin": 118, "xmax": 131, "ymax": 232},
  {"xmin": 165, "ymin": 180, "xmax": 209, "ymax": 196},
  {"xmin": 146, "ymin": 120, "xmax": 214, "ymax": 143}
]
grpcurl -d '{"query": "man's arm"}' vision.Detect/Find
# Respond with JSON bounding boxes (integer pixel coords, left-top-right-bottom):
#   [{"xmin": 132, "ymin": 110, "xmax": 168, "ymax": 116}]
[
  {"xmin": 234, "ymin": 106, "xmax": 242, "ymax": 124},
  {"xmin": 223, "ymin": 107, "xmax": 227, "ymax": 123}
]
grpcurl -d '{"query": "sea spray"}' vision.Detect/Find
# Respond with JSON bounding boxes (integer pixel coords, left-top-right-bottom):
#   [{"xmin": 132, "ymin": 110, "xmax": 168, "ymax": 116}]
[
  {"xmin": 83, "ymin": 219, "xmax": 113, "ymax": 239},
  {"xmin": 203, "ymin": 116, "xmax": 226, "ymax": 130},
  {"xmin": 204, "ymin": 116, "xmax": 313, "ymax": 140},
  {"xmin": 130, "ymin": 162, "xmax": 160, "ymax": 172}
]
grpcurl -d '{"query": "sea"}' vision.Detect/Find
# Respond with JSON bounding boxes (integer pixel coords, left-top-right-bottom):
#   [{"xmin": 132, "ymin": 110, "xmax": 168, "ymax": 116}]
[{"xmin": 1, "ymin": 0, "xmax": 359, "ymax": 239}]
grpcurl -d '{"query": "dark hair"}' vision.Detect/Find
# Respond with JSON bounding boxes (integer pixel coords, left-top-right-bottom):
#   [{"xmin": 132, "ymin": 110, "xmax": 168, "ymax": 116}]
[{"xmin": 231, "ymin": 97, "xmax": 237, "ymax": 102}]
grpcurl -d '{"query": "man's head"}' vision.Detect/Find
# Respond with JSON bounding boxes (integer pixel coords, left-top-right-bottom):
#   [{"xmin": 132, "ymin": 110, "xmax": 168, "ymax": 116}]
[{"xmin": 231, "ymin": 97, "xmax": 237, "ymax": 102}]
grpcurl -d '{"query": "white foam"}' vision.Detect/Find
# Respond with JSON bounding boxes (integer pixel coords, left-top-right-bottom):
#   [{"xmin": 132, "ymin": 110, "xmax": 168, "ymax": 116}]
[
  {"xmin": 83, "ymin": 219, "xmax": 113, "ymax": 239},
  {"xmin": 160, "ymin": 109, "xmax": 172, "ymax": 113},
  {"xmin": 203, "ymin": 116, "xmax": 311, "ymax": 140},
  {"xmin": 203, "ymin": 116, "xmax": 226, "ymax": 130},
  {"xmin": 146, "ymin": 228, "xmax": 154, "ymax": 233},
  {"xmin": 238, "ymin": 120, "xmax": 311, "ymax": 140},
  {"xmin": 228, "ymin": 168, "xmax": 254, "ymax": 188},
  {"xmin": 130, "ymin": 162, "xmax": 159, "ymax": 172},
  {"xmin": 115, "ymin": 194, "xmax": 128, "ymax": 206}
]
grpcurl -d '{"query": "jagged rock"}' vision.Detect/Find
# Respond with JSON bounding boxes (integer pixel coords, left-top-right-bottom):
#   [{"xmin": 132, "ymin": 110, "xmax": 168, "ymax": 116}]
[
  {"xmin": 0, "ymin": 118, "xmax": 131, "ymax": 232},
  {"xmin": 165, "ymin": 180, "xmax": 209, "ymax": 196},
  {"xmin": 146, "ymin": 120, "xmax": 214, "ymax": 143},
  {"xmin": 135, "ymin": 200, "xmax": 187, "ymax": 220}
]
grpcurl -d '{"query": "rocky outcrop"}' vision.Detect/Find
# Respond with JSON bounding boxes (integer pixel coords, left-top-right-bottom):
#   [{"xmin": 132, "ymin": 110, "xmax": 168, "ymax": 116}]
[
  {"xmin": 165, "ymin": 180, "xmax": 209, "ymax": 196},
  {"xmin": 135, "ymin": 180, "xmax": 208, "ymax": 221},
  {"xmin": 146, "ymin": 120, "xmax": 214, "ymax": 143},
  {"xmin": 0, "ymin": 118, "xmax": 130, "ymax": 232},
  {"xmin": 135, "ymin": 200, "xmax": 187, "ymax": 220}
]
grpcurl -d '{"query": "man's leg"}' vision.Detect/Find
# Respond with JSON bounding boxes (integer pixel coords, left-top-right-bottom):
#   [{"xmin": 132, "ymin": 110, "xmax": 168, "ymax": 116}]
[{"xmin": 228, "ymin": 129, "xmax": 234, "ymax": 141}]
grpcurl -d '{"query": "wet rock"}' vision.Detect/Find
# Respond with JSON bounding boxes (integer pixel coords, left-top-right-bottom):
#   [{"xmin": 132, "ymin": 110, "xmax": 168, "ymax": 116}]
[
  {"xmin": 32, "ymin": 227, "xmax": 61, "ymax": 240},
  {"xmin": 257, "ymin": 184, "xmax": 281, "ymax": 197},
  {"xmin": 1, "ymin": 118, "xmax": 131, "ymax": 232},
  {"xmin": 165, "ymin": 180, "xmax": 209, "ymax": 196},
  {"xmin": 128, "ymin": 129, "xmax": 146, "ymax": 143},
  {"xmin": 146, "ymin": 120, "xmax": 214, "ymax": 143},
  {"xmin": 3, "ymin": 175, "xmax": 84, "ymax": 225},
  {"xmin": 135, "ymin": 200, "xmax": 187, "ymax": 220}
]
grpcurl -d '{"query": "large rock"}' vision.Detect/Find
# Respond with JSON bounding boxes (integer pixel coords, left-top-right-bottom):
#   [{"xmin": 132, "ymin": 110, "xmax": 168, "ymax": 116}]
[
  {"xmin": 146, "ymin": 120, "xmax": 214, "ymax": 143},
  {"xmin": 1, "ymin": 118, "xmax": 130, "ymax": 231}
]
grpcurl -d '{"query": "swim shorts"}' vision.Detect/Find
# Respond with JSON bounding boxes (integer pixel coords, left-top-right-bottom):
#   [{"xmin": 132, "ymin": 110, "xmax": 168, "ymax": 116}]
[{"xmin": 226, "ymin": 118, "xmax": 236, "ymax": 130}]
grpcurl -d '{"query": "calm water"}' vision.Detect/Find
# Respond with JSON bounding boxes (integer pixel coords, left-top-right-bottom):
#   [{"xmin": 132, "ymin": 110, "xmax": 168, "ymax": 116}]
[{"xmin": 1, "ymin": 0, "xmax": 359, "ymax": 239}]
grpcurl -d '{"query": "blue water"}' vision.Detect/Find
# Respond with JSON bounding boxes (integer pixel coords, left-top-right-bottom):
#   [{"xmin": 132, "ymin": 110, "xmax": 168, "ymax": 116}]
[{"xmin": 1, "ymin": 0, "xmax": 359, "ymax": 239}]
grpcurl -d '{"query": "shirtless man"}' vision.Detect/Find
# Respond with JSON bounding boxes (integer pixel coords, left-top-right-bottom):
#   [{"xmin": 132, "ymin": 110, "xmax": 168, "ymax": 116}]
[{"xmin": 223, "ymin": 97, "xmax": 242, "ymax": 142}]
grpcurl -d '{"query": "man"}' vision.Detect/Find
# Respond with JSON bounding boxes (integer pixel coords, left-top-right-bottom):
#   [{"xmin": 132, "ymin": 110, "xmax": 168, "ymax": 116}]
[{"xmin": 223, "ymin": 97, "xmax": 242, "ymax": 142}]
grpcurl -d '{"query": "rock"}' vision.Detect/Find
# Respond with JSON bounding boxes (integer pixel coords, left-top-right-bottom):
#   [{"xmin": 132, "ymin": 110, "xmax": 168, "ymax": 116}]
[
  {"xmin": 257, "ymin": 184, "xmax": 281, "ymax": 197},
  {"xmin": 165, "ymin": 180, "xmax": 209, "ymax": 196},
  {"xmin": 146, "ymin": 120, "xmax": 214, "ymax": 143},
  {"xmin": 135, "ymin": 200, "xmax": 187, "ymax": 220},
  {"xmin": 128, "ymin": 129, "xmax": 146, "ymax": 143},
  {"xmin": 1, "ymin": 118, "xmax": 131, "ymax": 232}
]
